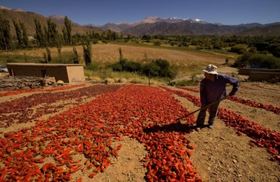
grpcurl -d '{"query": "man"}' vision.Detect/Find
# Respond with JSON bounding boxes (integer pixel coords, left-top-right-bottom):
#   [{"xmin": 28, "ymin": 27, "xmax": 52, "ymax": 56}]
[{"xmin": 196, "ymin": 64, "xmax": 239, "ymax": 129}]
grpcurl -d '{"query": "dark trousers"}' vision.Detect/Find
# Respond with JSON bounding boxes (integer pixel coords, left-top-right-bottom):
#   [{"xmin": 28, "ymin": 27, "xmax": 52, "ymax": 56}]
[{"xmin": 196, "ymin": 102, "xmax": 220, "ymax": 127}]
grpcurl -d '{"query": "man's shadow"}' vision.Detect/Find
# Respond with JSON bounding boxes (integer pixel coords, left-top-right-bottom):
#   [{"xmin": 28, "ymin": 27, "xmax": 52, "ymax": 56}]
[{"xmin": 143, "ymin": 122, "xmax": 208, "ymax": 134}]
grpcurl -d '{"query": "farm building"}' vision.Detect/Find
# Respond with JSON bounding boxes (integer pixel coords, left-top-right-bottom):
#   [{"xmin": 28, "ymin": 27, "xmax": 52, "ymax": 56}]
[{"xmin": 7, "ymin": 63, "xmax": 85, "ymax": 83}]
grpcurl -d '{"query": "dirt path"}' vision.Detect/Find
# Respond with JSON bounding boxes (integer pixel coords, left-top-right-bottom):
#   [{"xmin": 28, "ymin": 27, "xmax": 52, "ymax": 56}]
[
  {"xmin": 92, "ymin": 137, "xmax": 147, "ymax": 182},
  {"xmin": 175, "ymin": 95, "xmax": 280, "ymax": 182}
]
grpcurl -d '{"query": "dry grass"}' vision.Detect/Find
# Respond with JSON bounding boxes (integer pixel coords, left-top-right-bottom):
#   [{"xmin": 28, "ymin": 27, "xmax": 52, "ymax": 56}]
[
  {"xmin": 1, "ymin": 43, "xmax": 229, "ymax": 65},
  {"xmin": 1, "ymin": 43, "xmax": 237, "ymax": 80}
]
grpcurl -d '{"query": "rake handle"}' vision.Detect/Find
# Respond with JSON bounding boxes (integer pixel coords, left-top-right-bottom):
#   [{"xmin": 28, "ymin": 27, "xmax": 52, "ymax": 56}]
[{"xmin": 177, "ymin": 95, "xmax": 228, "ymax": 121}]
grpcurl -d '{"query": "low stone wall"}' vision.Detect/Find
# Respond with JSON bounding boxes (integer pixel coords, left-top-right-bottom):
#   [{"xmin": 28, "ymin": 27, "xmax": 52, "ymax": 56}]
[
  {"xmin": 248, "ymin": 71, "xmax": 280, "ymax": 82},
  {"xmin": 239, "ymin": 68, "xmax": 280, "ymax": 75},
  {"xmin": 0, "ymin": 76, "xmax": 56, "ymax": 91},
  {"xmin": 239, "ymin": 68, "xmax": 280, "ymax": 82}
]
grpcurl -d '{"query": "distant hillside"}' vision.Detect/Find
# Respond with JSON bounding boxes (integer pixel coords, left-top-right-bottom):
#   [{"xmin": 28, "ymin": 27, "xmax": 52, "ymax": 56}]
[
  {"xmin": 239, "ymin": 23, "xmax": 280, "ymax": 36},
  {"xmin": 100, "ymin": 16, "xmax": 280, "ymax": 36},
  {"xmin": 1, "ymin": 5, "xmax": 279, "ymax": 37},
  {"xmin": 0, "ymin": 6, "xmax": 101, "ymax": 36}
]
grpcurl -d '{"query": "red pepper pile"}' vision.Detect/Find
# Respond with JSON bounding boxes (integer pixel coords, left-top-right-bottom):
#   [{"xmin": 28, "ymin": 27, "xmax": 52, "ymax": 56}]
[
  {"xmin": 179, "ymin": 87, "xmax": 280, "ymax": 115},
  {"xmin": 164, "ymin": 87, "xmax": 280, "ymax": 162},
  {"xmin": 0, "ymin": 84, "xmax": 85, "ymax": 97},
  {"xmin": 0, "ymin": 85, "xmax": 121, "ymax": 127},
  {"xmin": 228, "ymin": 96, "xmax": 280, "ymax": 115},
  {"xmin": 0, "ymin": 85, "xmax": 201, "ymax": 181}
]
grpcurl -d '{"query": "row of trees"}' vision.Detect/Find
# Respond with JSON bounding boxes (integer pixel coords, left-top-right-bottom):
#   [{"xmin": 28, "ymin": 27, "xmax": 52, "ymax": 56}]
[
  {"xmin": 0, "ymin": 17, "xmax": 12, "ymax": 50},
  {"xmin": 34, "ymin": 17, "xmax": 72, "ymax": 48},
  {"xmin": 0, "ymin": 16, "xmax": 124, "ymax": 50},
  {"xmin": 13, "ymin": 20, "xmax": 28, "ymax": 48}
]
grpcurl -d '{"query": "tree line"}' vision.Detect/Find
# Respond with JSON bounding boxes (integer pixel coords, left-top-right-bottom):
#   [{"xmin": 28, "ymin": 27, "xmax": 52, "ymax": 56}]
[
  {"xmin": 0, "ymin": 16, "xmax": 122, "ymax": 51},
  {"xmin": 141, "ymin": 34, "xmax": 280, "ymax": 58}
]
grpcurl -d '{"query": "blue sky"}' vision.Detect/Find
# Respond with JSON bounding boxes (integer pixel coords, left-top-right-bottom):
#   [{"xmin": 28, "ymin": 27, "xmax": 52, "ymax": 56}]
[{"xmin": 1, "ymin": 0, "xmax": 280, "ymax": 25}]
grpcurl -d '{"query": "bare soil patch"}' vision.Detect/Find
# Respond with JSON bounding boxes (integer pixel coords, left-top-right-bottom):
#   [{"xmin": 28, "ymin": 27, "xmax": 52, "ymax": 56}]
[{"xmin": 92, "ymin": 137, "xmax": 147, "ymax": 182}]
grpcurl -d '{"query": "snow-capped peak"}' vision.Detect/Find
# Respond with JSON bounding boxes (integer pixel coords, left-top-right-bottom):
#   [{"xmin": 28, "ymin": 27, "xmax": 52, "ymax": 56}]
[
  {"xmin": 0, "ymin": 5, "xmax": 12, "ymax": 10},
  {"xmin": 141, "ymin": 16, "xmax": 161, "ymax": 24}
]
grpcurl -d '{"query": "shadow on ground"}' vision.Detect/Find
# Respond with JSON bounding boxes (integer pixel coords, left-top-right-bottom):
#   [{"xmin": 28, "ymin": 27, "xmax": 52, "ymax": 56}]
[{"xmin": 143, "ymin": 122, "xmax": 209, "ymax": 133}]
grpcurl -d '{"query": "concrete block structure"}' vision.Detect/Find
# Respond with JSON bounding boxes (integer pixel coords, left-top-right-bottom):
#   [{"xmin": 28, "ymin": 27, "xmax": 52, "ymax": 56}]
[{"xmin": 7, "ymin": 63, "xmax": 85, "ymax": 83}]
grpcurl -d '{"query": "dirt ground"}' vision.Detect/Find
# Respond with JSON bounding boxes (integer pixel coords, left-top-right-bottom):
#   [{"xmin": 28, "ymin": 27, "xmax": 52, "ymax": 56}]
[
  {"xmin": 175, "ymin": 95, "xmax": 280, "ymax": 182},
  {"xmin": 179, "ymin": 84, "xmax": 280, "ymax": 132},
  {"xmin": 92, "ymin": 137, "xmax": 147, "ymax": 182},
  {"xmin": 0, "ymin": 82, "xmax": 279, "ymax": 181}
]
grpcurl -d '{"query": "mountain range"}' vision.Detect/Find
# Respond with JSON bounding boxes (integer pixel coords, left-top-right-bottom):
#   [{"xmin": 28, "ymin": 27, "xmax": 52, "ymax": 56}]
[
  {"xmin": 100, "ymin": 16, "xmax": 280, "ymax": 36},
  {"xmin": 1, "ymin": 5, "xmax": 280, "ymax": 36}
]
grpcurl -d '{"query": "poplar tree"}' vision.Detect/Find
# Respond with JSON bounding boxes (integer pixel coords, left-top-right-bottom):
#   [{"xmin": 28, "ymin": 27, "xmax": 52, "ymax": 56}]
[
  {"xmin": 83, "ymin": 41, "xmax": 92, "ymax": 66},
  {"xmin": 73, "ymin": 47, "xmax": 79, "ymax": 64},
  {"xmin": 20, "ymin": 22, "xmax": 28, "ymax": 48},
  {"xmin": 119, "ymin": 47, "xmax": 123, "ymax": 61},
  {"xmin": 34, "ymin": 19, "xmax": 46, "ymax": 47},
  {"xmin": 64, "ymin": 16, "xmax": 72, "ymax": 44},
  {"xmin": 0, "ymin": 17, "xmax": 12, "ymax": 50},
  {"xmin": 46, "ymin": 18, "xmax": 59, "ymax": 46},
  {"xmin": 62, "ymin": 27, "xmax": 67, "ymax": 45},
  {"xmin": 13, "ymin": 20, "xmax": 23, "ymax": 48},
  {"xmin": 46, "ymin": 47, "xmax": 51, "ymax": 63}
]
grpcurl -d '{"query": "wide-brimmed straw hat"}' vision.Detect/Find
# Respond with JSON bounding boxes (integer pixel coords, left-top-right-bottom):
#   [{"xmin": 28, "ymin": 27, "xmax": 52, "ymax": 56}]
[{"xmin": 203, "ymin": 64, "xmax": 218, "ymax": 75}]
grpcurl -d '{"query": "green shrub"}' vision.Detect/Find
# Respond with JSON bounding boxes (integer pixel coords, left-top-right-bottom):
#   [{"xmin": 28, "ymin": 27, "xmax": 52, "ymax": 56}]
[
  {"xmin": 111, "ymin": 62, "xmax": 123, "ymax": 71},
  {"xmin": 111, "ymin": 58, "xmax": 177, "ymax": 79},
  {"xmin": 142, "ymin": 59, "xmax": 176, "ymax": 79},
  {"xmin": 153, "ymin": 41, "xmax": 161, "ymax": 46},
  {"xmin": 234, "ymin": 53, "xmax": 280, "ymax": 69},
  {"xmin": 230, "ymin": 44, "xmax": 247, "ymax": 54},
  {"xmin": 142, "ymin": 62, "xmax": 161, "ymax": 77},
  {"xmin": 86, "ymin": 63, "xmax": 99, "ymax": 71},
  {"xmin": 269, "ymin": 44, "xmax": 280, "ymax": 57}
]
